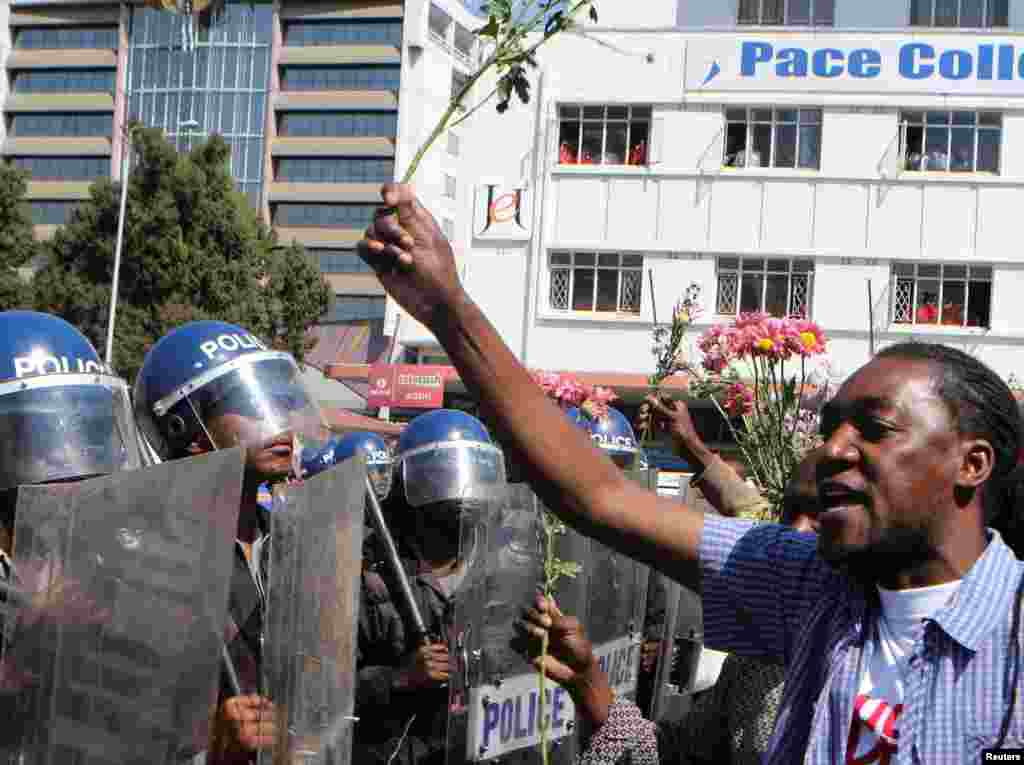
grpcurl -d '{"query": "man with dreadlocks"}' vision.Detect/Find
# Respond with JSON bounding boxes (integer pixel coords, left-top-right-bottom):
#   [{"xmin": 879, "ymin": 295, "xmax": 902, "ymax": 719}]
[{"xmin": 361, "ymin": 182, "xmax": 1024, "ymax": 764}]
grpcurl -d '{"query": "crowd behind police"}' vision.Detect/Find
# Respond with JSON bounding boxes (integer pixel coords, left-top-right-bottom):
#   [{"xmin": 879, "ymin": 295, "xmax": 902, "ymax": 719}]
[{"xmin": 3, "ymin": 179, "xmax": 1024, "ymax": 765}]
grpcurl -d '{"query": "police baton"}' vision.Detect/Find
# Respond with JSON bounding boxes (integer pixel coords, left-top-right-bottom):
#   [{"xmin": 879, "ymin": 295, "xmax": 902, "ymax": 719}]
[{"xmin": 363, "ymin": 476, "xmax": 431, "ymax": 646}]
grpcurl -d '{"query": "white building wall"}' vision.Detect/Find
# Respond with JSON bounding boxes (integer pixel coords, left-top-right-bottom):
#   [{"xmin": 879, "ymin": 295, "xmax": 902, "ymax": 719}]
[{"xmin": 398, "ymin": 17, "xmax": 1024, "ymax": 383}]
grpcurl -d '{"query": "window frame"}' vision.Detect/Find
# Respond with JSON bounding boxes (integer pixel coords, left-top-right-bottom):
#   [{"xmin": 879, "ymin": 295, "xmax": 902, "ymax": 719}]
[
  {"xmin": 322, "ymin": 294, "xmax": 387, "ymax": 324},
  {"xmin": 715, "ymin": 256, "xmax": 816, "ymax": 318},
  {"xmin": 274, "ymin": 156, "xmax": 395, "ymax": 183},
  {"xmin": 557, "ymin": 105, "xmax": 652, "ymax": 167},
  {"xmin": 313, "ymin": 249, "xmax": 373, "ymax": 274},
  {"xmin": 890, "ymin": 262, "xmax": 992, "ymax": 329},
  {"xmin": 279, "ymin": 64, "xmax": 401, "ymax": 92},
  {"xmin": 277, "ymin": 111, "xmax": 397, "ymax": 138},
  {"xmin": 899, "ymin": 110, "xmax": 1002, "ymax": 175},
  {"xmin": 14, "ymin": 25, "xmax": 119, "ymax": 50},
  {"xmin": 283, "ymin": 19, "xmax": 402, "ymax": 47},
  {"xmin": 723, "ymin": 107, "xmax": 822, "ymax": 170},
  {"xmin": 271, "ymin": 203, "xmax": 379, "ymax": 228},
  {"xmin": 9, "ymin": 156, "xmax": 110, "ymax": 181},
  {"xmin": 548, "ymin": 251, "xmax": 644, "ymax": 316},
  {"xmin": 737, "ymin": 0, "xmax": 835, "ymax": 26},
  {"xmin": 910, "ymin": 0, "xmax": 1009, "ymax": 27}
]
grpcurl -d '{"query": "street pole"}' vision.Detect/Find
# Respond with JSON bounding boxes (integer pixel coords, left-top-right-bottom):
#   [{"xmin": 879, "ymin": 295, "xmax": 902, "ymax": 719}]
[{"xmin": 104, "ymin": 125, "xmax": 132, "ymax": 368}]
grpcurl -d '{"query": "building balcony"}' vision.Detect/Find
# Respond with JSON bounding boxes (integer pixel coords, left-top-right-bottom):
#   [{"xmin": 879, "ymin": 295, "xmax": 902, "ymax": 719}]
[
  {"xmin": 271, "ymin": 136, "xmax": 395, "ymax": 157},
  {"xmin": 3, "ymin": 137, "xmax": 112, "ymax": 156},
  {"xmin": 267, "ymin": 182, "xmax": 382, "ymax": 203},
  {"xmin": 4, "ymin": 93, "xmax": 115, "ymax": 112},
  {"xmin": 6, "ymin": 49, "xmax": 117, "ymax": 70},
  {"xmin": 278, "ymin": 44, "xmax": 401, "ymax": 67},
  {"xmin": 273, "ymin": 91, "xmax": 399, "ymax": 111}
]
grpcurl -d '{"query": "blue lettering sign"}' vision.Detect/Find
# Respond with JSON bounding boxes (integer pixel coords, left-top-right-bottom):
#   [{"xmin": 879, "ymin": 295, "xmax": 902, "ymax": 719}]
[
  {"xmin": 776, "ymin": 48, "xmax": 807, "ymax": 77},
  {"xmin": 812, "ymin": 48, "xmax": 843, "ymax": 77},
  {"xmin": 940, "ymin": 49, "xmax": 972, "ymax": 79},
  {"xmin": 741, "ymin": 41, "xmax": 773, "ymax": 76},
  {"xmin": 848, "ymin": 48, "xmax": 881, "ymax": 78},
  {"xmin": 899, "ymin": 43, "xmax": 934, "ymax": 79},
  {"xmin": 514, "ymin": 696, "xmax": 528, "ymax": 738},
  {"xmin": 978, "ymin": 44, "xmax": 994, "ymax": 80}
]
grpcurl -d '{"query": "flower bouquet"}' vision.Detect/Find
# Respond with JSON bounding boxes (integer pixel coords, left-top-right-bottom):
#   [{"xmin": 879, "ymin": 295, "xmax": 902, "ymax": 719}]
[{"xmin": 688, "ymin": 312, "xmax": 830, "ymax": 520}]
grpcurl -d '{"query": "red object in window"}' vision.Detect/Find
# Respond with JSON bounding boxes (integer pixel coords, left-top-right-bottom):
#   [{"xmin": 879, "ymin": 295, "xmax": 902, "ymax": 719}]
[
  {"xmin": 916, "ymin": 303, "xmax": 939, "ymax": 324},
  {"xmin": 579, "ymin": 149, "xmax": 595, "ymax": 165},
  {"xmin": 629, "ymin": 141, "xmax": 648, "ymax": 166},
  {"xmin": 941, "ymin": 303, "xmax": 964, "ymax": 326},
  {"xmin": 559, "ymin": 142, "xmax": 577, "ymax": 164}
]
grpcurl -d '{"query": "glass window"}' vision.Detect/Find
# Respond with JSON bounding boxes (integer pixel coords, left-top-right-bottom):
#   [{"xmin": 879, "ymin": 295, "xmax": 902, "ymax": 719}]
[
  {"xmin": 548, "ymin": 252, "xmax": 643, "ymax": 315},
  {"xmin": 558, "ymin": 105, "xmax": 651, "ymax": 166},
  {"xmin": 428, "ymin": 4, "xmax": 451, "ymax": 43},
  {"xmin": 737, "ymin": 0, "xmax": 835, "ymax": 24},
  {"xmin": 891, "ymin": 262, "xmax": 991, "ymax": 328},
  {"xmin": 9, "ymin": 113, "xmax": 113, "ymax": 137},
  {"xmin": 910, "ymin": 0, "xmax": 1008, "ymax": 26},
  {"xmin": 10, "ymin": 156, "xmax": 109, "ymax": 181},
  {"xmin": 314, "ymin": 249, "xmax": 373, "ymax": 274},
  {"xmin": 29, "ymin": 200, "xmax": 82, "ymax": 225},
  {"xmin": 900, "ymin": 110, "xmax": 1001, "ymax": 173},
  {"xmin": 12, "ymin": 69, "xmax": 116, "ymax": 94},
  {"xmin": 14, "ymin": 26, "xmax": 118, "ymax": 49},
  {"xmin": 275, "ymin": 157, "xmax": 394, "ymax": 183},
  {"xmin": 284, "ymin": 20, "xmax": 402, "ymax": 46},
  {"xmin": 716, "ymin": 257, "xmax": 815, "ymax": 317},
  {"xmin": 278, "ymin": 111, "xmax": 398, "ymax": 137},
  {"xmin": 323, "ymin": 295, "xmax": 386, "ymax": 323},
  {"xmin": 272, "ymin": 203, "xmax": 379, "ymax": 227},
  {"xmin": 280, "ymin": 65, "xmax": 401, "ymax": 91},
  {"xmin": 723, "ymin": 107, "xmax": 821, "ymax": 169}
]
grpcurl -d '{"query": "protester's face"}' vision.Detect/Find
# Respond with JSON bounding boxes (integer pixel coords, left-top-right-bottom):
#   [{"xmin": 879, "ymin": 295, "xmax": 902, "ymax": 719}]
[{"xmin": 815, "ymin": 357, "xmax": 964, "ymax": 573}]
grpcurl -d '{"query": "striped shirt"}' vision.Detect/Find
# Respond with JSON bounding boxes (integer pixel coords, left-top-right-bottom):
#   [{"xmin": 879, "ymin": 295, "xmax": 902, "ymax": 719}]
[{"xmin": 700, "ymin": 517, "xmax": 1024, "ymax": 765}]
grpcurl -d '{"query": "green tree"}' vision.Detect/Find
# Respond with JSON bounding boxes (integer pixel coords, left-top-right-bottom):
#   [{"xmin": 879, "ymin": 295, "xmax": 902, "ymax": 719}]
[
  {"xmin": 33, "ymin": 127, "xmax": 330, "ymax": 379},
  {"xmin": 0, "ymin": 162, "xmax": 40, "ymax": 311}
]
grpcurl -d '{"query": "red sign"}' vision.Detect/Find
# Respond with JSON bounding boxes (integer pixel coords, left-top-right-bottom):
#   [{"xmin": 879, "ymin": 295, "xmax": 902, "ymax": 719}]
[{"xmin": 366, "ymin": 364, "xmax": 448, "ymax": 409}]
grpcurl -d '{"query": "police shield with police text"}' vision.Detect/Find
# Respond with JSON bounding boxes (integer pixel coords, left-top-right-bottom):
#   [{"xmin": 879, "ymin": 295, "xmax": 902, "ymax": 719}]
[{"xmin": 445, "ymin": 475, "xmax": 590, "ymax": 764}]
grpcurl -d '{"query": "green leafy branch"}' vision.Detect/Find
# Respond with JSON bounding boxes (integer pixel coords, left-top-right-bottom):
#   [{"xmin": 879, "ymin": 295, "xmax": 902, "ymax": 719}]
[
  {"xmin": 537, "ymin": 508, "xmax": 581, "ymax": 765},
  {"xmin": 399, "ymin": 0, "xmax": 598, "ymax": 184}
]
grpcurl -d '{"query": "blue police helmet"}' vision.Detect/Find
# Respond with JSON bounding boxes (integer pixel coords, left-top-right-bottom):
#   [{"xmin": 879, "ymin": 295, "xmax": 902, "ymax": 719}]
[
  {"xmin": 396, "ymin": 409, "xmax": 506, "ymax": 509},
  {"xmin": 335, "ymin": 431, "xmax": 393, "ymax": 499},
  {"xmin": 573, "ymin": 406, "xmax": 639, "ymax": 470},
  {"xmin": 0, "ymin": 311, "xmax": 143, "ymax": 490},
  {"xmin": 134, "ymin": 320, "xmax": 327, "ymax": 462}
]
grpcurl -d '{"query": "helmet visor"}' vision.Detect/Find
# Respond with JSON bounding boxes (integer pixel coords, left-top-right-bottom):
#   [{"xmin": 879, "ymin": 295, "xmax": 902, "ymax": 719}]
[
  {"xmin": 172, "ymin": 353, "xmax": 329, "ymax": 452},
  {"xmin": 0, "ymin": 374, "xmax": 142, "ymax": 490},
  {"xmin": 402, "ymin": 441, "xmax": 506, "ymax": 509}
]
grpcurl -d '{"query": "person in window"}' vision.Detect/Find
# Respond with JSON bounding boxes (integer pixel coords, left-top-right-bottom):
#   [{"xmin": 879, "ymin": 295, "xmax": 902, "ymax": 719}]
[
  {"xmin": 629, "ymin": 141, "xmax": 648, "ymax": 166},
  {"xmin": 916, "ymin": 293, "xmax": 939, "ymax": 324}
]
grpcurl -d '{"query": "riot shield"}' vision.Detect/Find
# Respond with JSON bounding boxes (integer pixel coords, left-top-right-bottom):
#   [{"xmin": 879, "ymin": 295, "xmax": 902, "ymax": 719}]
[
  {"xmin": 2, "ymin": 448, "xmax": 244, "ymax": 765},
  {"xmin": 646, "ymin": 475, "xmax": 710, "ymax": 724},
  {"xmin": 259, "ymin": 456, "xmax": 364, "ymax": 765},
  {"xmin": 448, "ymin": 483, "xmax": 589, "ymax": 765}
]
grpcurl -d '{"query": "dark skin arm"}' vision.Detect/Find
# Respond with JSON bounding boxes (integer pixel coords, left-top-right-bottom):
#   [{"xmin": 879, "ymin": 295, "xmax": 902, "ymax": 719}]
[{"xmin": 359, "ymin": 184, "xmax": 705, "ymax": 591}]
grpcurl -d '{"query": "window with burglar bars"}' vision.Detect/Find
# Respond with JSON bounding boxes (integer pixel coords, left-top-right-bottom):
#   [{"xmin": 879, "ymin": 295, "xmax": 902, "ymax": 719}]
[
  {"xmin": 558, "ymin": 106, "xmax": 650, "ymax": 166},
  {"xmin": 549, "ymin": 252, "xmax": 643, "ymax": 315},
  {"xmin": 716, "ymin": 257, "xmax": 814, "ymax": 318},
  {"xmin": 724, "ymin": 107, "xmax": 822, "ymax": 169},
  {"xmin": 911, "ymin": 0, "xmax": 1008, "ymax": 27},
  {"xmin": 891, "ymin": 263, "xmax": 992, "ymax": 328},
  {"xmin": 899, "ymin": 111, "xmax": 1001, "ymax": 173},
  {"xmin": 738, "ymin": 0, "xmax": 835, "ymax": 25}
]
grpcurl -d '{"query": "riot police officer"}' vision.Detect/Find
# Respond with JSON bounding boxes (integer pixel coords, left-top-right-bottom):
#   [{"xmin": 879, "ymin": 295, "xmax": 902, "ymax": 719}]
[
  {"xmin": 135, "ymin": 320, "xmax": 333, "ymax": 763},
  {"xmin": 334, "ymin": 431, "xmax": 393, "ymax": 501},
  {"xmin": 355, "ymin": 409, "xmax": 506, "ymax": 765}
]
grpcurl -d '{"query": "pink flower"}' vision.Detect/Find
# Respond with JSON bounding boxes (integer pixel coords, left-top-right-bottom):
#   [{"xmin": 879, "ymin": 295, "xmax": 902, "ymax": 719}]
[
  {"xmin": 721, "ymin": 383, "xmax": 753, "ymax": 417},
  {"xmin": 698, "ymin": 325, "xmax": 736, "ymax": 373},
  {"xmin": 790, "ymin": 319, "xmax": 827, "ymax": 357}
]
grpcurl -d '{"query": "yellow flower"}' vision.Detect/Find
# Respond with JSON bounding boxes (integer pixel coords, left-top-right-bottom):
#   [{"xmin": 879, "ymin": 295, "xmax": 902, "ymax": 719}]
[
  {"xmin": 757, "ymin": 338, "xmax": 775, "ymax": 352},
  {"xmin": 800, "ymin": 331, "xmax": 818, "ymax": 350}
]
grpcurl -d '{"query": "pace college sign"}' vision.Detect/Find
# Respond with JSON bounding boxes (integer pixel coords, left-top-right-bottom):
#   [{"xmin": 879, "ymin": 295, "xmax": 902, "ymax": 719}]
[
  {"xmin": 686, "ymin": 35, "xmax": 1024, "ymax": 96},
  {"xmin": 474, "ymin": 183, "xmax": 531, "ymax": 241}
]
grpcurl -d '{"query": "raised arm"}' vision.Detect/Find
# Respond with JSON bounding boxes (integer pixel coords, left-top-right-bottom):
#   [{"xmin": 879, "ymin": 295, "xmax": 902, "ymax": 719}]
[{"xmin": 359, "ymin": 184, "xmax": 704, "ymax": 589}]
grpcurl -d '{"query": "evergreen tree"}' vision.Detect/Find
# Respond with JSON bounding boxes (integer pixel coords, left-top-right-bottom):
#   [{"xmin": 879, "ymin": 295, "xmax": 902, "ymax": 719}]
[{"xmin": 0, "ymin": 163, "xmax": 39, "ymax": 311}]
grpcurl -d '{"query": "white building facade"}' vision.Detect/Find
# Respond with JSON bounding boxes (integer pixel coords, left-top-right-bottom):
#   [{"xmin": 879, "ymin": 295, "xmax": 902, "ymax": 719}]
[{"xmin": 395, "ymin": 0, "xmax": 1024, "ymax": 392}]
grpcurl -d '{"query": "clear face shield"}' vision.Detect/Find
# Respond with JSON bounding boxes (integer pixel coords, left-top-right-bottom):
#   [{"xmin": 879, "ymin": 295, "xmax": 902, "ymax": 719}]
[
  {"xmin": 0, "ymin": 373, "xmax": 143, "ymax": 491},
  {"xmin": 153, "ymin": 351, "xmax": 330, "ymax": 461},
  {"xmin": 401, "ymin": 441, "xmax": 506, "ymax": 511}
]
